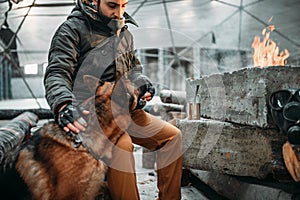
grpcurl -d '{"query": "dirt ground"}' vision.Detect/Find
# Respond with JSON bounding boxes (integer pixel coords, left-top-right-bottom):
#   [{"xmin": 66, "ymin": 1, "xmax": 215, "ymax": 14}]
[{"xmin": 134, "ymin": 145, "xmax": 208, "ymax": 200}]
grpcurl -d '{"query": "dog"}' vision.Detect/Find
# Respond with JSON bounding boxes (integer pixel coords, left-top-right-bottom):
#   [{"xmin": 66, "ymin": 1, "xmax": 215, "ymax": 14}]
[{"xmin": 0, "ymin": 75, "xmax": 139, "ymax": 200}]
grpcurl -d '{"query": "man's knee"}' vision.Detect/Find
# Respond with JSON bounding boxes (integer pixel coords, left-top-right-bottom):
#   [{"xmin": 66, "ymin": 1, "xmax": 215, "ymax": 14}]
[
  {"xmin": 174, "ymin": 127, "xmax": 182, "ymax": 139},
  {"xmin": 162, "ymin": 122, "xmax": 182, "ymax": 141},
  {"xmin": 115, "ymin": 133, "xmax": 134, "ymax": 152},
  {"xmin": 171, "ymin": 128, "xmax": 182, "ymax": 147},
  {"xmin": 177, "ymin": 129, "xmax": 182, "ymax": 141}
]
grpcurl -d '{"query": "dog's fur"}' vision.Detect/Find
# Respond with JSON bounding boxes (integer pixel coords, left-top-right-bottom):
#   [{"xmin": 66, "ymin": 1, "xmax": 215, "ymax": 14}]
[{"xmin": 0, "ymin": 75, "xmax": 139, "ymax": 200}]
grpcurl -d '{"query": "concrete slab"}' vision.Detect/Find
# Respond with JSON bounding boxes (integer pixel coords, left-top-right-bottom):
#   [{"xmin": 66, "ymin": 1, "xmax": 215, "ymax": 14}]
[
  {"xmin": 177, "ymin": 118, "xmax": 287, "ymax": 179},
  {"xmin": 189, "ymin": 169, "xmax": 294, "ymax": 200},
  {"xmin": 186, "ymin": 66, "xmax": 300, "ymax": 128}
]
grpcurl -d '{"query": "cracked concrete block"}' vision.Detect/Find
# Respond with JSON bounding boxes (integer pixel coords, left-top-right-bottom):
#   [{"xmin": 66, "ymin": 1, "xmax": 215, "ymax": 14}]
[{"xmin": 186, "ymin": 66, "xmax": 300, "ymax": 128}]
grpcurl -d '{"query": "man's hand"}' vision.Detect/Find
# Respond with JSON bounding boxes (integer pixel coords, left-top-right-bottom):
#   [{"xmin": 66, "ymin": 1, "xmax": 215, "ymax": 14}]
[
  {"xmin": 141, "ymin": 85, "xmax": 155, "ymax": 101},
  {"xmin": 137, "ymin": 85, "xmax": 155, "ymax": 109},
  {"xmin": 56, "ymin": 103, "xmax": 90, "ymax": 134},
  {"xmin": 141, "ymin": 91, "xmax": 153, "ymax": 101}
]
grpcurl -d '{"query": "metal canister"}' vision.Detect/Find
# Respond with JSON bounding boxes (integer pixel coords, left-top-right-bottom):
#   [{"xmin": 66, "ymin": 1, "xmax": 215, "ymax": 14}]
[
  {"xmin": 187, "ymin": 94, "xmax": 201, "ymax": 120},
  {"xmin": 187, "ymin": 102, "xmax": 201, "ymax": 120}
]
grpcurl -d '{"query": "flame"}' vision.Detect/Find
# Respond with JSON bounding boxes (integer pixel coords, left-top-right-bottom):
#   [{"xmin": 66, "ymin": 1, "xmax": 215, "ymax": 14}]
[{"xmin": 251, "ymin": 25, "xmax": 289, "ymax": 67}]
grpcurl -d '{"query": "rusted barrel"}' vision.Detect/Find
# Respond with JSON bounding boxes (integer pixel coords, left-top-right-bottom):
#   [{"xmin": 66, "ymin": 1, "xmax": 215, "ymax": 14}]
[{"xmin": 0, "ymin": 112, "xmax": 38, "ymax": 164}]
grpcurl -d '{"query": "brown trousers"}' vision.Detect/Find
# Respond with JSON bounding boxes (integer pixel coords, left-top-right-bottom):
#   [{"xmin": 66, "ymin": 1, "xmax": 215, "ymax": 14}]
[{"xmin": 107, "ymin": 110, "xmax": 182, "ymax": 200}]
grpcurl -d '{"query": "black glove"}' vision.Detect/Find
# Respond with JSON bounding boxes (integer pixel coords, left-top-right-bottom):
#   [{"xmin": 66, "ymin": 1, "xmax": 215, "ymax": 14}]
[
  {"xmin": 129, "ymin": 74, "xmax": 154, "ymax": 109},
  {"xmin": 55, "ymin": 103, "xmax": 87, "ymax": 146},
  {"xmin": 55, "ymin": 103, "xmax": 87, "ymax": 127},
  {"xmin": 128, "ymin": 66, "xmax": 155, "ymax": 109}
]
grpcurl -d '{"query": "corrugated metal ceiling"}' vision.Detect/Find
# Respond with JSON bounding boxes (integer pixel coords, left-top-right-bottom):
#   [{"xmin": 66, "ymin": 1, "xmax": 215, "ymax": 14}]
[{"xmin": 0, "ymin": 0, "xmax": 299, "ymax": 66}]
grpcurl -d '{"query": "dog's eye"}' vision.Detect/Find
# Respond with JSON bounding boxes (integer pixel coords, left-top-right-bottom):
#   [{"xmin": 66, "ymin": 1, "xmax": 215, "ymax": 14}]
[{"xmin": 98, "ymin": 80, "xmax": 104, "ymax": 86}]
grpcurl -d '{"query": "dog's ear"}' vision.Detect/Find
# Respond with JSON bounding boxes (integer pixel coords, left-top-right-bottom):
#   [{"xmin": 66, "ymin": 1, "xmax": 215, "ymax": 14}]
[{"xmin": 83, "ymin": 75, "xmax": 104, "ymax": 92}]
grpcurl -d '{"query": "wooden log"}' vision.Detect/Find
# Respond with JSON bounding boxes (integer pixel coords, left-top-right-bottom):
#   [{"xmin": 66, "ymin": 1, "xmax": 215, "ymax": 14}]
[
  {"xmin": 159, "ymin": 90, "xmax": 186, "ymax": 105},
  {"xmin": 0, "ymin": 108, "xmax": 53, "ymax": 120},
  {"xmin": 144, "ymin": 103, "xmax": 184, "ymax": 115},
  {"xmin": 0, "ymin": 112, "xmax": 38, "ymax": 165},
  {"xmin": 177, "ymin": 118, "xmax": 289, "ymax": 180},
  {"xmin": 157, "ymin": 103, "xmax": 184, "ymax": 112}
]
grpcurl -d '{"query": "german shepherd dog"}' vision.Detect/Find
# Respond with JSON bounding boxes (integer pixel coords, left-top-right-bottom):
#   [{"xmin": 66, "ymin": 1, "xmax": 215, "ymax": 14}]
[{"xmin": 0, "ymin": 75, "xmax": 139, "ymax": 200}]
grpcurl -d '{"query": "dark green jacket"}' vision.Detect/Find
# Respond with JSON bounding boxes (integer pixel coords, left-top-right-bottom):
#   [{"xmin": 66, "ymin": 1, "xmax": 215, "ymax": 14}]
[{"xmin": 44, "ymin": 1, "xmax": 141, "ymax": 114}]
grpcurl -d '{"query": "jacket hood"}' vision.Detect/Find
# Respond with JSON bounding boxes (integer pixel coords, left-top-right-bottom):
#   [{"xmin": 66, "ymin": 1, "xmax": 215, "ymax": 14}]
[{"xmin": 69, "ymin": 0, "xmax": 138, "ymax": 27}]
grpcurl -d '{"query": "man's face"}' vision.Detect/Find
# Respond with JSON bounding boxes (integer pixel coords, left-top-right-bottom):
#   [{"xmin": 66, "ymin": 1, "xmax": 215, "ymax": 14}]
[{"xmin": 93, "ymin": 0, "xmax": 128, "ymax": 20}]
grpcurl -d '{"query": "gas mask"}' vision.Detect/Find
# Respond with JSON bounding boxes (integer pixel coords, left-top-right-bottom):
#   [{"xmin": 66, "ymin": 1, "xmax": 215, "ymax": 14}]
[
  {"xmin": 89, "ymin": 1, "xmax": 125, "ymax": 33},
  {"xmin": 269, "ymin": 88, "xmax": 300, "ymax": 144},
  {"xmin": 107, "ymin": 18, "xmax": 125, "ymax": 33}
]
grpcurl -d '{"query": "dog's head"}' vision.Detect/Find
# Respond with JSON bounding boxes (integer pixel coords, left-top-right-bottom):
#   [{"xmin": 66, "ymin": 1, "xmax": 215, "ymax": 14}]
[
  {"xmin": 83, "ymin": 75, "xmax": 139, "ymax": 138},
  {"xmin": 83, "ymin": 75, "xmax": 139, "ymax": 112}
]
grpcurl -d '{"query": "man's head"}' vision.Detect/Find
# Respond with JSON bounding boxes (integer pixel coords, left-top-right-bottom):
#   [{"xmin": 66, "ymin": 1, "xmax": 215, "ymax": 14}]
[{"xmin": 92, "ymin": 0, "xmax": 128, "ymax": 20}]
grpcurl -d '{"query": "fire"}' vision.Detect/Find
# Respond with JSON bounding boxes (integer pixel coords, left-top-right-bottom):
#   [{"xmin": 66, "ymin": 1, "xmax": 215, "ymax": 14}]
[{"xmin": 251, "ymin": 25, "xmax": 290, "ymax": 67}]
